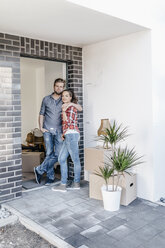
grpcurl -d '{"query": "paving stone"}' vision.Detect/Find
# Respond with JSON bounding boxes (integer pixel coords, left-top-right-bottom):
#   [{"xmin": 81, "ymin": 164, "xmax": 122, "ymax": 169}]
[
  {"xmin": 86, "ymin": 233, "xmax": 117, "ymax": 248},
  {"xmin": 85, "ymin": 198, "xmax": 102, "ymax": 207},
  {"xmin": 138, "ymin": 209, "xmax": 164, "ymax": 222},
  {"xmin": 113, "ymin": 232, "xmax": 143, "ymax": 248},
  {"xmin": 87, "ymin": 205, "xmax": 104, "ymax": 213},
  {"xmin": 107, "ymin": 224, "xmax": 133, "ymax": 240},
  {"xmin": 44, "ymin": 223, "xmax": 58, "ymax": 233},
  {"xmin": 132, "ymin": 223, "xmax": 161, "ymax": 242},
  {"xmin": 66, "ymin": 197, "xmax": 86, "ymax": 206},
  {"xmin": 74, "ymin": 215, "xmax": 101, "ymax": 229},
  {"xmin": 93, "ymin": 210, "xmax": 116, "ymax": 221},
  {"xmin": 80, "ymin": 225, "xmax": 108, "ymax": 239},
  {"xmin": 65, "ymin": 233, "xmax": 89, "ymax": 248},
  {"xmin": 70, "ymin": 202, "xmax": 91, "ymax": 213},
  {"xmin": 78, "ymin": 245, "xmax": 89, "ymax": 248},
  {"xmin": 142, "ymin": 234, "xmax": 165, "ymax": 248},
  {"xmin": 34, "ymin": 216, "xmax": 52, "ymax": 226},
  {"xmin": 148, "ymin": 215, "xmax": 165, "ymax": 231},
  {"xmin": 100, "ymin": 216, "xmax": 127, "ymax": 231},
  {"xmin": 55, "ymin": 223, "xmax": 83, "ymax": 240},
  {"xmin": 52, "ymin": 216, "xmax": 77, "ymax": 229},
  {"xmin": 125, "ymin": 216, "xmax": 148, "ymax": 230},
  {"xmin": 48, "ymin": 209, "xmax": 73, "ymax": 221},
  {"xmin": 70, "ymin": 209, "xmax": 95, "ymax": 220},
  {"xmin": 5, "ymin": 185, "xmax": 165, "ymax": 248},
  {"xmin": 48, "ymin": 202, "xmax": 69, "ymax": 212},
  {"xmin": 154, "ymin": 205, "xmax": 165, "ymax": 215}
]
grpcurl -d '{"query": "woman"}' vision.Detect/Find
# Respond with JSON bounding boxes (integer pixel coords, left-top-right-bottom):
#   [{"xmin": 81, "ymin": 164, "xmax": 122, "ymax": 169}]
[{"xmin": 52, "ymin": 89, "xmax": 81, "ymax": 192}]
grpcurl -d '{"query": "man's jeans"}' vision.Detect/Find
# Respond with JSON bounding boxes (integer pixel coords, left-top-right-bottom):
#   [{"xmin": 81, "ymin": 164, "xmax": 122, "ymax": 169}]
[
  {"xmin": 58, "ymin": 133, "xmax": 81, "ymax": 184},
  {"xmin": 36, "ymin": 131, "xmax": 63, "ymax": 180}
]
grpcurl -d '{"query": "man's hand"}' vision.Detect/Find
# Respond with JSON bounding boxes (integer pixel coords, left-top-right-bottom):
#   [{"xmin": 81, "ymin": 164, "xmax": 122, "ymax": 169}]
[{"xmin": 40, "ymin": 127, "xmax": 48, "ymax": 133}]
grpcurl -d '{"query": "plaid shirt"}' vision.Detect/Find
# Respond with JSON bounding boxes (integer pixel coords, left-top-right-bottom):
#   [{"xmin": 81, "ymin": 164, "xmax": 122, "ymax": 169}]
[{"xmin": 62, "ymin": 106, "xmax": 80, "ymax": 135}]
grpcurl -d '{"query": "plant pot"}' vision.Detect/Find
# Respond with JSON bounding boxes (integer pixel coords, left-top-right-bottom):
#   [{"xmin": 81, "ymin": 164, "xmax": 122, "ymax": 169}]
[{"xmin": 101, "ymin": 185, "xmax": 122, "ymax": 211}]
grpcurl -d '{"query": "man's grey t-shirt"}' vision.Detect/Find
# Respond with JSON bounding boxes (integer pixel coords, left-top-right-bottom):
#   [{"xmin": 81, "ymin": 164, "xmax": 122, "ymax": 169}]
[{"xmin": 39, "ymin": 94, "xmax": 62, "ymax": 134}]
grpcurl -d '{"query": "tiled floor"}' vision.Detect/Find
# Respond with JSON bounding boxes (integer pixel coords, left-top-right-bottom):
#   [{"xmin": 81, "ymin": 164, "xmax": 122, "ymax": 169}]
[{"xmin": 5, "ymin": 182, "xmax": 165, "ymax": 248}]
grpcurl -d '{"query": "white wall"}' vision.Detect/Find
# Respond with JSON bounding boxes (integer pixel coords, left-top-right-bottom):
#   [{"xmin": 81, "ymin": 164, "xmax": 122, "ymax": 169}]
[
  {"xmin": 45, "ymin": 61, "xmax": 66, "ymax": 95},
  {"xmin": 83, "ymin": 31, "xmax": 154, "ymax": 201},
  {"xmin": 73, "ymin": 0, "xmax": 165, "ymax": 202},
  {"xmin": 152, "ymin": 11, "xmax": 165, "ymax": 200},
  {"xmin": 20, "ymin": 64, "xmax": 38, "ymax": 144}
]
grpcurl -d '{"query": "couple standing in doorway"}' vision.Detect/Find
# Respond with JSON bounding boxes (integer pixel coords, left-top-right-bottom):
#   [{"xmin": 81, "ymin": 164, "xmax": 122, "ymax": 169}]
[{"xmin": 34, "ymin": 78, "xmax": 82, "ymax": 192}]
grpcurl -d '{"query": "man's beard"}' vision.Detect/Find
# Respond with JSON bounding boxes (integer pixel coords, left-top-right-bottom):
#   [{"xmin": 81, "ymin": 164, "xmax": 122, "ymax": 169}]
[{"xmin": 54, "ymin": 90, "xmax": 62, "ymax": 95}]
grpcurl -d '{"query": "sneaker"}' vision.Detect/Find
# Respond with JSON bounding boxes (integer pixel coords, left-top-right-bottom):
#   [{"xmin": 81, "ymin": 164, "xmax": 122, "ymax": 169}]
[
  {"xmin": 34, "ymin": 167, "xmax": 42, "ymax": 184},
  {"xmin": 52, "ymin": 184, "xmax": 67, "ymax": 192},
  {"xmin": 45, "ymin": 178, "xmax": 54, "ymax": 186},
  {"xmin": 67, "ymin": 182, "xmax": 80, "ymax": 190}
]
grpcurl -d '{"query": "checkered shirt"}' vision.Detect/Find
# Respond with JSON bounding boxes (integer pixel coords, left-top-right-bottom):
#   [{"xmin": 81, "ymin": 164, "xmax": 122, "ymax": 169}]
[{"xmin": 62, "ymin": 106, "xmax": 80, "ymax": 135}]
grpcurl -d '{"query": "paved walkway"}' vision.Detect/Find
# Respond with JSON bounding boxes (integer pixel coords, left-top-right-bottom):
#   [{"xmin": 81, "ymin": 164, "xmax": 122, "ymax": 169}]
[{"xmin": 3, "ymin": 182, "xmax": 165, "ymax": 248}]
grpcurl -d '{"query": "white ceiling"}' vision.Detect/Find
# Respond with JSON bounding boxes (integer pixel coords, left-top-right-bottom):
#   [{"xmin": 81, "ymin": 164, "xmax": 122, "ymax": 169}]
[{"xmin": 0, "ymin": 0, "xmax": 147, "ymax": 47}]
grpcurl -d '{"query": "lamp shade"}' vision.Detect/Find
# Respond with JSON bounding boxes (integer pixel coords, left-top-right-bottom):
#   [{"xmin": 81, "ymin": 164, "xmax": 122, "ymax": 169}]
[{"xmin": 97, "ymin": 119, "xmax": 110, "ymax": 136}]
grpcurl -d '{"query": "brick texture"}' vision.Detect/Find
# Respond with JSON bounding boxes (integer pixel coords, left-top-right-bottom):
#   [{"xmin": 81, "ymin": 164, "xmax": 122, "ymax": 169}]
[{"xmin": 0, "ymin": 33, "xmax": 83, "ymax": 203}]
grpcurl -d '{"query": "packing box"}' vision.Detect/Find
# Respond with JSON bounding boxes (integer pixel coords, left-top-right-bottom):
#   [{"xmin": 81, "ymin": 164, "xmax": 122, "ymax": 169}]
[
  {"xmin": 85, "ymin": 147, "xmax": 110, "ymax": 173},
  {"xmin": 22, "ymin": 151, "xmax": 44, "ymax": 172},
  {"xmin": 89, "ymin": 172, "xmax": 137, "ymax": 206}
]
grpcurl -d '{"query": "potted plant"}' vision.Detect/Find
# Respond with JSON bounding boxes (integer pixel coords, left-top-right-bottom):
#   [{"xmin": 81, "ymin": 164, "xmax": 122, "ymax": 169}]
[{"xmin": 95, "ymin": 120, "xmax": 143, "ymax": 211}]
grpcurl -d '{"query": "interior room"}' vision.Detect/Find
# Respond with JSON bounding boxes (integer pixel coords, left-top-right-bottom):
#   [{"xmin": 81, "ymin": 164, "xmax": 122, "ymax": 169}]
[{"xmin": 20, "ymin": 57, "xmax": 66, "ymax": 190}]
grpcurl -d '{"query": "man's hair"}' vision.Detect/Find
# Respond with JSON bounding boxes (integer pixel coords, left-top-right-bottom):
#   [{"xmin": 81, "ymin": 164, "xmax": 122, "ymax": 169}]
[{"xmin": 54, "ymin": 78, "xmax": 66, "ymax": 87}]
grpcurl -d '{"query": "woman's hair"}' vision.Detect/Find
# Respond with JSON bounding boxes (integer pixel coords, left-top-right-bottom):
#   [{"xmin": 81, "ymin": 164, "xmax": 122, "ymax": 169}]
[{"xmin": 62, "ymin": 89, "xmax": 78, "ymax": 103}]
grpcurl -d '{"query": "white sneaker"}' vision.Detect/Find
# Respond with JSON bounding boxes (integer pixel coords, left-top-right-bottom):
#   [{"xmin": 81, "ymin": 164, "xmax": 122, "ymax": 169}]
[{"xmin": 52, "ymin": 184, "xmax": 67, "ymax": 192}]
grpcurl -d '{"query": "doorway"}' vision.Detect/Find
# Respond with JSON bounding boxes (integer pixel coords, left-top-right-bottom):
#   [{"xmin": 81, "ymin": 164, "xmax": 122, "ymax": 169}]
[{"xmin": 20, "ymin": 56, "xmax": 67, "ymax": 190}]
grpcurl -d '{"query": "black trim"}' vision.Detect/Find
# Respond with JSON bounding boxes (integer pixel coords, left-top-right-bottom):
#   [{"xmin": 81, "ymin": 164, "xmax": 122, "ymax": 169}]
[{"xmin": 20, "ymin": 53, "xmax": 69, "ymax": 87}]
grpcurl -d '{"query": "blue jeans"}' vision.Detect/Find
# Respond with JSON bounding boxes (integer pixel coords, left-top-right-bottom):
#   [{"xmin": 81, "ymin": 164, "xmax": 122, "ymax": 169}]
[
  {"xmin": 58, "ymin": 133, "xmax": 81, "ymax": 184},
  {"xmin": 36, "ymin": 131, "xmax": 63, "ymax": 180}
]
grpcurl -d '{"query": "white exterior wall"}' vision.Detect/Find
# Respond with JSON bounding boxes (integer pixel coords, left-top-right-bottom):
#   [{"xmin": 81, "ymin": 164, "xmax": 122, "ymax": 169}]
[
  {"xmin": 71, "ymin": 0, "xmax": 165, "ymax": 201},
  {"xmin": 83, "ymin": 31, "xmax": 154, "ymax": 201}
]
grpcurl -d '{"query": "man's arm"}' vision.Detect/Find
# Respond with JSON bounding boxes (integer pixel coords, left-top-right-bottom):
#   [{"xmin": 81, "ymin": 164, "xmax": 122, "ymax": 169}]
[
  {"xmin": 38, "ymin": 115, "xmax": 48, "ymax": 133},
  {"xmin": 62, "ymin": 103, "xmax": 82, "ymax": 112},
  {"xmin": 72, "ymin": 103, "xmax": 82, "ymax": 112}
]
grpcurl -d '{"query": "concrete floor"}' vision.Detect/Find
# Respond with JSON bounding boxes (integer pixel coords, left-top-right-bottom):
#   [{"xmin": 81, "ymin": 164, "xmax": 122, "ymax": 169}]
[{"xmin": 4, "ymin": 182, "xmax": 165, "ymax": 248}]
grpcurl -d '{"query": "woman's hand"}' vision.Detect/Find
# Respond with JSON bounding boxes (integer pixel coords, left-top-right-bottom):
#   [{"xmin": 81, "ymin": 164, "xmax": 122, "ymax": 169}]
[
  {"xmin": 62, "ymin": 111, "xmax": 67, "ymax": 121},
  {"xmin": 62, "ymin": 103, "xmax": 72, "ymax": 112}
]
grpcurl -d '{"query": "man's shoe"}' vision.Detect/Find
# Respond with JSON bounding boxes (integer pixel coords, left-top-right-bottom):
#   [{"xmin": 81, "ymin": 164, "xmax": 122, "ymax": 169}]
[
  {"xmin": 45, "ymin": 178, "xmax": 54, "ymax": 186},
  {"xmin": 34, "ymin": 167, "xmax": 42, "ymax": 184},
  {"xmin": 67, "ymin": 182, "xmax": 80, "ymax": 190},
  {"xmin": 52, "ymin": 184, "xmax": 67, "ymax": 192}
]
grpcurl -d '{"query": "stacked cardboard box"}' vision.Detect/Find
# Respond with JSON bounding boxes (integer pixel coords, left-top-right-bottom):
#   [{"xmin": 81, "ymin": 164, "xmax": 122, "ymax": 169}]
[
  {"xmin": 22, "ymin": 151, "xmax": 44, "ymax": 172},
  {"xmin": 85, "ymin": 147, "xmax": 137, "ymax": 206}
]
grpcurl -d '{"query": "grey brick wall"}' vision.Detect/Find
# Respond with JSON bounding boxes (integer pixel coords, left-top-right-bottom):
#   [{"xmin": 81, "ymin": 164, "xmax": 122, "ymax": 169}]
[{"xmin": 0, "ymin": 33, "xmax": 83, "ymax": 203}]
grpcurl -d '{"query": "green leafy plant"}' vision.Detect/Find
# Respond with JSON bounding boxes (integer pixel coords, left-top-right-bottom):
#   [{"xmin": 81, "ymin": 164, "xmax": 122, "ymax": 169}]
[
  {"xmin": 95, "ymin": 120, "xmax": 143, "ymax": 191},
  {"xmin": 95, "ymin": 166, "xmax": 114, "ymax": 191},
  {"xmin": 97, "ymin": 120, "xmax": 129, "ymax": 151}
]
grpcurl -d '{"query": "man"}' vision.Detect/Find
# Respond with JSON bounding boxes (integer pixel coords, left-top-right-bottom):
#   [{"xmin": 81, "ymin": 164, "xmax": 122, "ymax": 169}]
[{"xmin": 34, "ymin": 78, "xmax": 82, "ymax": 185}]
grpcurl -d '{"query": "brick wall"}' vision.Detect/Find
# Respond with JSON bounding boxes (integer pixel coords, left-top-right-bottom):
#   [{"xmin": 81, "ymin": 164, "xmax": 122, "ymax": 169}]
[{"xmin": 0, "ymin": 33, "xmax": 83, "ymax": 203}]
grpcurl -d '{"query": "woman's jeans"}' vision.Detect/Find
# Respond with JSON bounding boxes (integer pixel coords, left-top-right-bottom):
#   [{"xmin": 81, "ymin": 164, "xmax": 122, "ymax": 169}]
[
  {"xmin": 36, "ymin": 131, "xmax": 63, "ymax": 180},
  {"xmin": 58, "ymin": 133, "xmax": 81, "ymax": 184}
]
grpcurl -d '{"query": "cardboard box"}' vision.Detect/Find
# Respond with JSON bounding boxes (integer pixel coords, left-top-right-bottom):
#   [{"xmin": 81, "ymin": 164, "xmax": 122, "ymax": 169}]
[
  {"xmin": 22, "ymin": 151, "xmax": 44, "ymax": 172},
  {"xmin": 85, "ymin": 147, "xmax": 111, "ymax": 173},
  {"xmin": 89, "ymin": 172, "xmax": 137, "ymax": 206}
]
